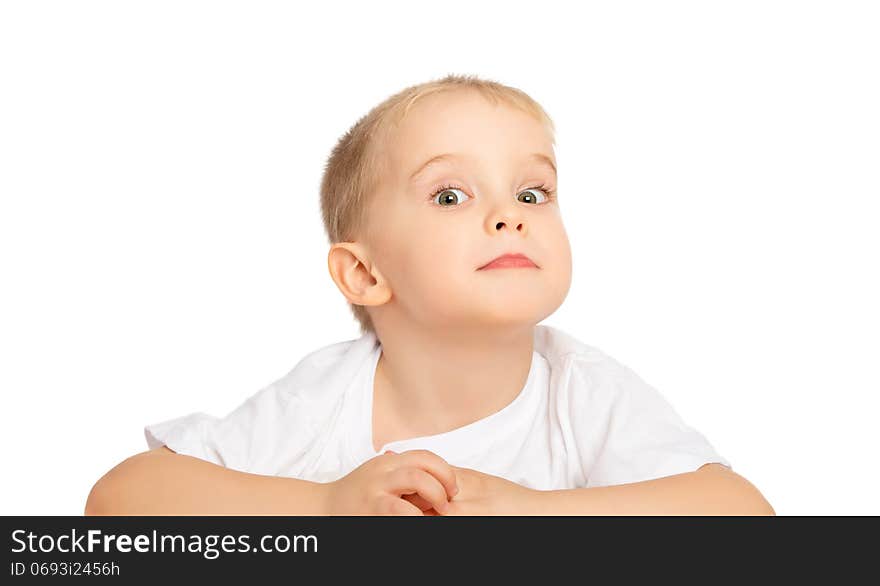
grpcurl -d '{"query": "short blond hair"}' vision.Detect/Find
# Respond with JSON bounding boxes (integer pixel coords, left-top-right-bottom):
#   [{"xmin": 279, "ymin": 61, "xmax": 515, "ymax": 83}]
[{"xmin": 319, "ymin": 73, "xmax": 556, "ymax": 335}]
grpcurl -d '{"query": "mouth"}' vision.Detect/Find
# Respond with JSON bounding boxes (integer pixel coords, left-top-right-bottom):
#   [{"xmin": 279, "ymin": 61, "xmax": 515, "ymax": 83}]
[{"xmin": 477, "ymin": 253, "xmax": 539, "ymax": 271}]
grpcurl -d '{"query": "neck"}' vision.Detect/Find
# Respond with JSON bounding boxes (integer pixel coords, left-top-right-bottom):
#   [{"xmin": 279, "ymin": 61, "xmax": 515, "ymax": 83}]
[{"xmin": 370, "ymin": 318, "xmax": 536, "ymax": 450}]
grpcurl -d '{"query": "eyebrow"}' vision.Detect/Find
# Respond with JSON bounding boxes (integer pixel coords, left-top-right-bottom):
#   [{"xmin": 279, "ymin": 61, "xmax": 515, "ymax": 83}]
[{"xmin": 408, "ymin": 152, "xmax": 557, "ymax": 182}]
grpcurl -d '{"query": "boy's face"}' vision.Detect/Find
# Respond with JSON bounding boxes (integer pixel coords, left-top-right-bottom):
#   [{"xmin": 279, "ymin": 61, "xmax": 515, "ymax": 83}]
[{"xmin": 363, "ymin": 89, "xmax": 572, "ymax": 331}]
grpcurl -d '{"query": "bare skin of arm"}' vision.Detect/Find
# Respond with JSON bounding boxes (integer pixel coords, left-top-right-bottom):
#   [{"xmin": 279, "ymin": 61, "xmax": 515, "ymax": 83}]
[
  {"xmin": 530, "ymin": 463, "xmax": 776, "ymax": 515},
  {"xmin": 85, "ymin": 446, "xmax": 330, "ymax": 516},
  {"xmin": 440, "ymin": 462, "xmax": 775, "ymax": 516}
]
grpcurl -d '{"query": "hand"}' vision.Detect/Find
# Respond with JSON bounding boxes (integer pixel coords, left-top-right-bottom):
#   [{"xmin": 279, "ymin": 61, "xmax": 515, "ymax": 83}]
[
  {"xmin": 324, "ymin": 449, "xmax": 459, "ymax": 515},
  {"xmin": 442, "ymin": 466, "xmax": 541, "ymax": 516}
]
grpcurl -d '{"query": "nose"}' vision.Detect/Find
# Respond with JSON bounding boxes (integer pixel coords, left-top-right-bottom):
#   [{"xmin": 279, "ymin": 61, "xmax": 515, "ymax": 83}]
[{"xmin": 488, "ymin": 206, "xmax": 527, "ymax": 234}]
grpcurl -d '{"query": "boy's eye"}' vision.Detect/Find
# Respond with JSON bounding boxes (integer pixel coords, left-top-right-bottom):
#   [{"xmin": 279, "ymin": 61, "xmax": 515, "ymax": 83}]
[
  {"xmin": 429, "ymin": 185, "xmax": 555, "ymax": 207},
  {"xmin": 516, "ymin": 188, "xmax": 551, "ymax": 205},
  {"xmin": 432, "ymin": 187, "xmax": 471, "ymax": 207}
]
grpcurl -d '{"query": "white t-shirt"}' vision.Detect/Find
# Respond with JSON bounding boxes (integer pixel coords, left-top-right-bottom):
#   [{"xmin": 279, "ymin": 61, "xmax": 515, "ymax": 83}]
[{"xmin": 144, "ymin": 324, "xmax": 731, "ymax": 489}]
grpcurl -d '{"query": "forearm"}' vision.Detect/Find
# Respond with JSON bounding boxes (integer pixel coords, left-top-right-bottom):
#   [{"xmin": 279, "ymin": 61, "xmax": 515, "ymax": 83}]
[
  {"xmin": 529, "ymin": 464, "xmax": 775, "ymax": 516},
  {"xmin": 86, "ymin": 449, "xmax": 329, "ymax": 516}
]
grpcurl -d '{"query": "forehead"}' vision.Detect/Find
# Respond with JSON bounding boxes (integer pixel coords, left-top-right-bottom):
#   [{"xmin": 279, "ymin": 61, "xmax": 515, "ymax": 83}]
[{"xmin": 384, "ymin": 90, "xmax": 555, "ymax": 180}]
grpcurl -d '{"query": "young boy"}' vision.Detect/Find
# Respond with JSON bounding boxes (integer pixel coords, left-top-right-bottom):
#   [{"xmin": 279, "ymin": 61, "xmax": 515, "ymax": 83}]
[{"xmin": 86, "ymin": 74, "xmax": 774, "ymax": 516}]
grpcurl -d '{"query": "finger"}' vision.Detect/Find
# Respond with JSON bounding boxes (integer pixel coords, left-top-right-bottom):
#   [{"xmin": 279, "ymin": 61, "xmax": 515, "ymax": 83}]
[
  {"xmin": 395, "ymin": 449, "xmax": 459, "ymax": 499},
  {"xmin": 402, "ymin": 492, "xmax": 436, "ymax": 512},
  {"xmin": 442, "ymin": 499, "xmax": 474, "ymax": 516},
  {"xmin": 382, "ymin": 495, "xmax": 423, "ymax": 516},
  {"xmin": 386, "ymin": 466, "xmax": 451, "ymax": 514},
  {"xmin": 388, "ymin": 467, "xmax": 450, "ymax": 513}
]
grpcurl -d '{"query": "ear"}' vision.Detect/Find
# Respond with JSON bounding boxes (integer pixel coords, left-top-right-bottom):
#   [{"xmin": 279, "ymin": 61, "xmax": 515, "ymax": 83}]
[{"xmin": 327, "ymin": 242, "xmax": 392, "ymax": 308}]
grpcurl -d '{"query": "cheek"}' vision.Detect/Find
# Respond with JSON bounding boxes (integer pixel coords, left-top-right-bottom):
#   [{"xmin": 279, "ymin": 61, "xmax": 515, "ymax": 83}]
[
  {"xmin": 393, "ymin": 224, "xmax": 476, "ymax": 301},
  {"xmin": 529, "ymin": 216, "xmax": 573, "ymax": 296},
  {"xmin": 547, "ymin": 228, "xmax": 573, "ymax": 295},
  {"xmin": 551, "ymin": 228, "xmax": 572, "ymax": 272},
  {"xmin": 407, "ymin": 236, "xmax": 473, "ymax": 283}
]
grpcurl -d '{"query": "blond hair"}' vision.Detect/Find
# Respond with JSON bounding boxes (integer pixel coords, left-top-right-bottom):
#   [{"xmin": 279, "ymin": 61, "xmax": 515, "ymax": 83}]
[{"xmin": 319, "ymin": 73, "xmax": 556, "ymax": 335}]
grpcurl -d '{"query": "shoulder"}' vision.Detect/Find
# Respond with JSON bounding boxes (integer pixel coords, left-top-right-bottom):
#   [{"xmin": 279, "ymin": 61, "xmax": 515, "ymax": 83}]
[
  {"xmin": 187, "ymin": 331, "xmax": 378, "ymax": 436},
  {"xmin": 143, "ymin": 333, "xmax": 379, "ymax": 474},
  {"xmin": 536, "ymin": 324, "xmax": 666, "ymax": 422},
  {"xmin": 535, "ymin": 324, "xmax": 631, "ymax": 394},
  {"xmin": 259, "ymin": 332, "xmax": 379, "ymax": 406}
]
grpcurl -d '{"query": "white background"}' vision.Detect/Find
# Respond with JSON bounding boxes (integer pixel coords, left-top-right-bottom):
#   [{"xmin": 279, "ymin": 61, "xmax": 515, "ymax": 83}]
[{"xmin": 1, "ymin": 1, "xmax": 877, "ymax": 515}]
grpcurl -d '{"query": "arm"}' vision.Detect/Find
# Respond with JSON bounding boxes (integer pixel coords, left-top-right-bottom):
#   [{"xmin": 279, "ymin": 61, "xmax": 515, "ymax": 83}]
[
  {"xmin": 531, "ymin": 463, "xmax": 776, "ymax": 515},
  {"xmin": 85, "ymin": 446, "xmax": 330, "ymax": 515},
  {"xmin": 445, "ymin": 463, "xmax": 775, "ymax": 516}
]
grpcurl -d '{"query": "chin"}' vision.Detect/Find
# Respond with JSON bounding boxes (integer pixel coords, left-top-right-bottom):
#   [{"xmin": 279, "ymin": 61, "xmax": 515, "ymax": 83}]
[{"xmin": 472, "ymin": 306, "xmax": 548, "ymax": 328}]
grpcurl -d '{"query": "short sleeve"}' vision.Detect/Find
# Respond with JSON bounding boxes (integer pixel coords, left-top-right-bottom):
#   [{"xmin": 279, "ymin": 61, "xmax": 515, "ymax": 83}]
[
  {"xmin": 584, "ymin": 362, "xmax": 732, "ymax": 488},
  {"xmin": 143, "ymin": 381, "xmax": 314, "ymax": 475},
  {"xmin": 144, "ymin": 411, "xmax": 226, "ymax": 465}
]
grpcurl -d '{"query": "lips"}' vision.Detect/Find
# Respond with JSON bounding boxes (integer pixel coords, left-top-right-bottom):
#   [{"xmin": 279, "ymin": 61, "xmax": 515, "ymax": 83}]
[{"xmin": 477, "ymin": 252, "xmax": 539, "ymax": 270}]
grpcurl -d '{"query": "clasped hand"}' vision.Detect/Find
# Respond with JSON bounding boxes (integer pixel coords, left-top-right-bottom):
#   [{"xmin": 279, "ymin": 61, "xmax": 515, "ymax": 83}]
[{"xmin": 324, "ymin": 449, "xmax": 539, "ymax": 515}]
